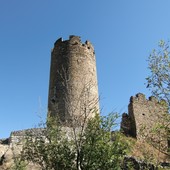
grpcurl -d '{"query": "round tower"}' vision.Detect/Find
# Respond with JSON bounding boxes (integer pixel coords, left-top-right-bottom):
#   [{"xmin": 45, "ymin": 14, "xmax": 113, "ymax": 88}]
[{"xmin": 48, "ymin": 35, "xmax": 99, "ymax": 125}]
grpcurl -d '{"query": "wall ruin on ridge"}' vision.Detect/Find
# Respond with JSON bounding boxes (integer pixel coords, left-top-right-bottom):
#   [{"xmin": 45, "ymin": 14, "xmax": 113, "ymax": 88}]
[{"xmin": 121, "ymin": 93, "xmax": 169, "ymax": 150}]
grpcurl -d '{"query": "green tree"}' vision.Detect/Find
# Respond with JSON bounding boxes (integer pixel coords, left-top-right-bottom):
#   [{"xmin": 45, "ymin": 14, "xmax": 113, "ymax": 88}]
[
  {"xmin": 79, "ymin": 113, "xmax": 128, "ymax": 170},
  {"xmin": 21, "ymin": 117, "xmax": 75, "ymax": 170},
  {"xmin": 19, "ymin": 113, "xmax": 129, "ymax": 170},
  {"xmin": 146, "ymin": 40, "xmax": 170, "ymax": 108},
  {"xmin": 11, "ymin": 157, "xmax": 26, "ymax": 170},
  {"xmin": 146, "ymin": 40, "xmax": 170, "ymax": 162}
]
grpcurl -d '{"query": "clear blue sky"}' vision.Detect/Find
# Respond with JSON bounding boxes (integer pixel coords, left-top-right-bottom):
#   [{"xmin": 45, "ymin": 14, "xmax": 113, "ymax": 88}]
[{"xmin": 1, "ymin": 1, "xmax": 170, "ymax": 138}]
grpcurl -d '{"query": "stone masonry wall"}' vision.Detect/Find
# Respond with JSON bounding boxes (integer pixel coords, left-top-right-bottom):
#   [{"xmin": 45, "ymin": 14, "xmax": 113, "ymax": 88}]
[
  {"xmin": 121, "ymin": 93, "xmax": 169, "ymax": 150},
  {"xmin": 0, "ymin": 128, "xmax": 45, "ymax": 170},
  {"xmin": 48, "ymin": 35, "xmax": 99, "ymax": 125},
  {"xmin": 10, "ymin": 128, "xmax": 45, "ymax": 146}
]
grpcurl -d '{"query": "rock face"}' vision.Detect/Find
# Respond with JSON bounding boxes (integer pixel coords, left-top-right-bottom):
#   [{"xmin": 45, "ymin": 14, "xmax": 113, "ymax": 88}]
[
  {"xmin": 121, "ymin": 93, "xmax": 169, "ymax": 150},
  {"xmin": 48, "ymin": 35, "xmax": 99, "ymax": 124},
  {"xmin": 122, "ymin": 156, "xmax": 170, "ymax": 169},
  {"xmin": 122, "ymin": 156, "xmax": 155, "ymax": 170}
]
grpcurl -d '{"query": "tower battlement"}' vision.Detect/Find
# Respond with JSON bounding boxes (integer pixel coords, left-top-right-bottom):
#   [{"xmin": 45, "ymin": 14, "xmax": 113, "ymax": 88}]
[
  {"xmin": 130, "ymin": 93, "xmax": 167, "ymax": 108},
  {"xmin": 53, "ymin": 35, "xmax": 94, "ymax": 54}
]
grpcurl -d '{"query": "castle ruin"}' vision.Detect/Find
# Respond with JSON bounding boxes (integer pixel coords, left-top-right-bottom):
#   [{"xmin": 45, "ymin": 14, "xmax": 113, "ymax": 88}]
[
  {"xmin": 0, "ymin": 36, "xmax": 169, "ymax": 169},
  {"xmin": 121, "ymin": 93, "xmax": 170, "ymax": 150},
  {"xmin": 48, "ymin": 35, "xmax": 99, "ymax": 125}
]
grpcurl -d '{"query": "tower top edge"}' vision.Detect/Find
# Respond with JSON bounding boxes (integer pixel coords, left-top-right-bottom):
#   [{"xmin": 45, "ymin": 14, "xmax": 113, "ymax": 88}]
[{"xmin": 54, "ymin": 35, "xmax": 94, "ymax": 51}]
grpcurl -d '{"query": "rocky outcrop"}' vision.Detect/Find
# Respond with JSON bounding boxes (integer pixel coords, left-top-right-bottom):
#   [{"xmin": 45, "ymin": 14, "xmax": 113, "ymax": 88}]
[{"xmin": 122, "ymin": 156, "xmax": 170, "ymax": 170}]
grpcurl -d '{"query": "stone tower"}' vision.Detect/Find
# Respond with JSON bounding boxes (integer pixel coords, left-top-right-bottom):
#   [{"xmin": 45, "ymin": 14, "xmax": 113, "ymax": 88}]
[{"xmin": 48, "ymin": 35, "xmax": 99, "ymax": 125}]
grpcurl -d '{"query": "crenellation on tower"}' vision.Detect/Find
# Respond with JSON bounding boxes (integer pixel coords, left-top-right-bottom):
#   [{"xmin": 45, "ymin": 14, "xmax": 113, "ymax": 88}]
[
  {"xmin": 130, "ymin": 93, "xmax": 146, "ymax": 103},
  {"xmin": 53, "ymin": 36, "xmax": 95, "ymax": 55},
  {"xmin": 69, "ymin": 35, "xmax": 81, "ymax": 44},
  {"xmin": 54, "ymin": 37, "xmax": 63, "ymax": 46},
  {"xmin": 149, "ymin": 96, "xmax": 158, "ymax": 102}
]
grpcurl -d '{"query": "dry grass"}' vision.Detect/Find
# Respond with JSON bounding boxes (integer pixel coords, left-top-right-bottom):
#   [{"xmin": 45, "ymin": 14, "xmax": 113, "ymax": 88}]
[{"xmin": 126, "ymin": 137, "xmax": 170, "ymax": 165}]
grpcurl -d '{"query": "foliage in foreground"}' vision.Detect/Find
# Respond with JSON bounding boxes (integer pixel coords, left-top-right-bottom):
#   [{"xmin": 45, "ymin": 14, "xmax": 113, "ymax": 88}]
[
  {"xmin": 146, "ymin": 40, "xmax": 170, "ymax": 108},
  {"xmin": 17, "ymin": 113, "xmax": 129, "ymax": 170},
  {"xmin": 146, "ymin": 40, "xmax": 170, "ymax": 165}
]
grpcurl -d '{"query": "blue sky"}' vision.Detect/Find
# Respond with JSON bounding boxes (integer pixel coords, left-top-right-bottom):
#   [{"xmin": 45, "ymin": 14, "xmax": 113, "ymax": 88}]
[{"xmin": 1, "ymin": 1, "xmax": 170, "ymax": 138}]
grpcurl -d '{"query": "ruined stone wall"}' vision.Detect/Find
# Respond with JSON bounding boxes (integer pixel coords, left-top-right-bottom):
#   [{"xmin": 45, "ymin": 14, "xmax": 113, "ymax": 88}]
[
  {"xmin": 10, "ymin": 128, "xmax": 45, "ymax": 146},
  {"xmin": 0, "ymin": 128, "xmax": 44, "ymax": 170},
  {"xmin": 48, "ymin": 35, "xmax": 99, "ymax": 124},
  {"xmin": 121, "ymin": 93, "xmax": 169, "ymax": 150}
]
